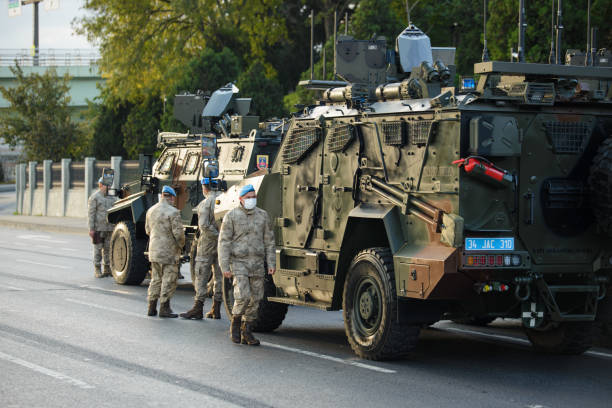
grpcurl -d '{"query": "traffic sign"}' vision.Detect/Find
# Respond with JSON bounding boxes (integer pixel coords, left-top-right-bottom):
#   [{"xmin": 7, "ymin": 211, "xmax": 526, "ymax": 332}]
[
  {"xmin": 45, "ymin": 0, "xmax": 60, "ymax": 11},
  {"xmin": 8, "ymin": 0, "xmax": 22, "ymax": 17}
]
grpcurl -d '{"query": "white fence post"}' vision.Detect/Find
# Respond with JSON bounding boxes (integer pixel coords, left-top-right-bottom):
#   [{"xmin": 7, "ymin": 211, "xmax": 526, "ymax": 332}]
[
  {"xmin": 61, "ymin": 158, "xmax": 71, "ymax": 216},
  {"xmin": 43, "ymin": 159, "xmax": 52, "ymax": 216},
  {"xmin": 28, "ymin": 161, "xmax": 36, "ymax": 215}
]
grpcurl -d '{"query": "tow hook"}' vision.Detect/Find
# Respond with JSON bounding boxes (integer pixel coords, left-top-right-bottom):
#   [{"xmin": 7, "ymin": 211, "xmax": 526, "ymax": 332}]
[{"xmin": 514, "ymin": 276, "xmax": 532, "ymax": 301}]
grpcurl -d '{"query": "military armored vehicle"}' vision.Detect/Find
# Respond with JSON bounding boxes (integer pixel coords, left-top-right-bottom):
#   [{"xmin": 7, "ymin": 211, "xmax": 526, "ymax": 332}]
[
  {"xmin": 216, "ymin": 7, "xmax": 612, "ymax": 360},
  {"xmin": 106, "ymin": 84, "xmax": 284, "ymax": 285}
]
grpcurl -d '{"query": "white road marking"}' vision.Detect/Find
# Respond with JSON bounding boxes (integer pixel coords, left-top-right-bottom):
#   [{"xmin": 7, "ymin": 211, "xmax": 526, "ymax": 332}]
[
  {"xmin": 80, "ymin": 285, "xmax": 131, "ymax": 295},
  {"xmin": 260, "ymin": 341, "xmax": 396, "ymax": 374},
  {"xmin": 60, "ymin": 247, "xmax": 78, "ymax": 252},
  {"xmin": 16, "ymin": 259, "xmax": 72, "ymax": 269},
  {"xmin": 17, "ymin": 234, "xmax": 67, "ymax": 244},
  {"xmin": 438, "ymin": 326, "xmax": 612, "ymax": 359},
  {"xmin": 439, "ymin": 326, "xmax": 530, "ymax": 345},
  {"xmin": 0, "ymin": 350, "xmax": 94, "ymax": 390},
  {"xmin": 65, "ymin": 298, "xmax": 146, "ymax": 319},
  {"xmin": 0, "ymin": 284, "xmax": 25, "ymax": 291},
  {"xmin": 35, "ymin": 245, "xmax": 51, "ymax": 249}
]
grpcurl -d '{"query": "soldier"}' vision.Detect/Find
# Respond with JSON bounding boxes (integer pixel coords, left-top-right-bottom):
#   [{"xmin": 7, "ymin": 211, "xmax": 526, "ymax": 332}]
[
  {"xmin": 180, "ymin": 177, "xmax": 223, "ymax": 320},
  {"xmin": 145, "ymin": 185, "xmax": 185, "ymax": 318},
  {"xmin": 87, "ymin": 176, "xmax": 117, "ymax": 278},
  {"xmin": 218, "ymin": 184, "xmax": 275, "ymax": 345}
]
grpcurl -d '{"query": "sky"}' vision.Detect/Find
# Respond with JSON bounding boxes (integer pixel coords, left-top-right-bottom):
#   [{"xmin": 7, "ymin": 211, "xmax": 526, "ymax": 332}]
[{"xmin": 0, "ymin": 0, "xmax": 95, "ymax": 50}]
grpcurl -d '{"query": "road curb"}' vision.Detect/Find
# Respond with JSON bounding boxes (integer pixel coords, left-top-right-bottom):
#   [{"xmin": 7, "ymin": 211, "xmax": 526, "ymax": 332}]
[
  {"xmin": 0, "ymin": 184, "xmax": 15, "ymax": 192},
  {"xmin": 0, "ymin": 219, "xmax": 88, "ymax": 235}
]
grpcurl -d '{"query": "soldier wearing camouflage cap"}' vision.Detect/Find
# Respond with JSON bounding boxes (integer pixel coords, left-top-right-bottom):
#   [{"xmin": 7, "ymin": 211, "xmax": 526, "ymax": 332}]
[
  {"xmin": 218, "ymin": 184, "xmax": 276, "ymax": 345},
  {"xmin": 180, "ymin": 177, "xmax": 223, "ymax": 320},
  {"xmin": 145, "ymin": 185, "xmax": 185, "ymax": 318},
  {"xmin": 87, "ymin": 175, "xmax": 117, "ymax": 278}
]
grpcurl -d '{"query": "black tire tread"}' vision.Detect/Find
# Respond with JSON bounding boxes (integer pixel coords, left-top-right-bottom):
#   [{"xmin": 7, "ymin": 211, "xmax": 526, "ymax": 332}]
[{"xmin": 343, "ymin": 247, "xmax": 420, "ymax": 360}]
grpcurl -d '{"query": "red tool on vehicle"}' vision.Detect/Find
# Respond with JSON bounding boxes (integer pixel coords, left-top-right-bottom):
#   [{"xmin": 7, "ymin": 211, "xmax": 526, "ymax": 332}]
[{"xmin": 452, "ymin": 156, "xmax": 514, "ymax": 184}]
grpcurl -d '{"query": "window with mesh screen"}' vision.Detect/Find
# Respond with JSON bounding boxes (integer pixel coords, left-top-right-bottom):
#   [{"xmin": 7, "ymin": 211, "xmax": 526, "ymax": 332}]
[
  {"xmin": 382, "ymin": 121, "xmax": 404, "ymax": 145},
  {"xmin": 282, "ymin": 126, "xmax": 321, "ymax": 163},
  {"xmin": 327, "ymin": 124, "xmax": 355, "ymax": 152}
]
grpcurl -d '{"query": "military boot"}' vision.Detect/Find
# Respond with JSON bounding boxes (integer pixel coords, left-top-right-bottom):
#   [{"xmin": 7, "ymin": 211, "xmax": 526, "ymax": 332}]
[
  {"xmin": 147, "ymin": 300, "xmax": 157, "ymax": 316},
  {"xmin": 159, "ymin": 301, "xmax": 178, "ymax": 318},
  {"xmin": 94, "ymin": 265, "xmax": 102, "ymax": 278},
  {"xmin": 102, "ymin": 264, "xmax": 112, "ymax": 277},
  {"xmin": 205, "ymin": 299, "xmax": 222, "ymax": 319},
  {"xmin": 180, "ymin": 300, "xmax": 204, "ymax": 320},
  {"xmin": 230, "ymin": 315, "xmax": 242, "ymax": 344},
  {"xmin": 241, "ymin": 321, "xmax": 260, "ymax": 346}
]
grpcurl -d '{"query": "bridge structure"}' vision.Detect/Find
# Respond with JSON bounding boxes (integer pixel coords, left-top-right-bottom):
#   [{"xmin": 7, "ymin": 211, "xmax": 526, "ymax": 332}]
[
  {"xmin": 0, "ymin": 48, "xmax": 104, "ymax": 115},
  {"xmin": 0, "ymin": 49, "xmax": 104, "ymax": 182}
]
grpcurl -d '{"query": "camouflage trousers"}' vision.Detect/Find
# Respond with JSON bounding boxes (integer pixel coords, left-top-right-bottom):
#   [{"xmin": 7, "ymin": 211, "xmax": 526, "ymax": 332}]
[
  {"xmin": 92, "ymin": 231, "xmax": 111, "ymax": 266},
  {"xmin": 231, "ymin": 275, "xmax": 264, "ymax": 322},
  {"xmin": 148, "ymin": 262, "xmax": 178, "ymax": 303},
  {"xmin": 193, "ymin": 256, "xmax": 222, "ymax": 302}
]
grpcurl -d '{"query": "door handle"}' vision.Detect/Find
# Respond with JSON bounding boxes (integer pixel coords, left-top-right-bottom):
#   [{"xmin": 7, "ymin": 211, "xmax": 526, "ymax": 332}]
[{"xmin": 332, "ymin": 186, "xmax": 353, "ymax": 193}]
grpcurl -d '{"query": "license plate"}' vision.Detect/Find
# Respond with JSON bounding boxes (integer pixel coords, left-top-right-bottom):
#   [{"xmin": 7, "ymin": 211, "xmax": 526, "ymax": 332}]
[{"xmin": 464, "ymin": 238, "xmax": 514, "ymax": 251}]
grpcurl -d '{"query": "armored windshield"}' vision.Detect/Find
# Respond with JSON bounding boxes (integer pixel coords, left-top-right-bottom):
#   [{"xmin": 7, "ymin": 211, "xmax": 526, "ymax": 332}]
[{"xmin": 202, "ymin": 83, "xmax": 239, "ymax": 118}]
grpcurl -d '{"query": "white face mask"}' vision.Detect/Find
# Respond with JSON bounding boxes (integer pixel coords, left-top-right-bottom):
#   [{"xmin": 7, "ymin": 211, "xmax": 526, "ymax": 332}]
[{"xmin": 243, "ymin": 198, "xmax": 257, "ymax": 210}]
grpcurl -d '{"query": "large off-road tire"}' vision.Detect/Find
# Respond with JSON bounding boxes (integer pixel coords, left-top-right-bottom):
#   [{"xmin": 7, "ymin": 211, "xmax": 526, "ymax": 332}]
[
  {"xmin": 589, "ymin": 137, "xmax": 612, "ymax": 236},
  {"xmin": 452, "ymin": 316, "xmax": 496, "ymax": 326},
  {"xmin": 222, "ymin": 273, "xmax": 288, "ymax": 333},
  {"xmin": 596, "ymin": 291, "xmax": 612, "ymax": 348},
  {"xmin": 110, "ymin": 221, "xmax": 149, "ymax": 285},
  {"xmin": 343, "ymin": 247, "xmax": 420, "ymax": 360},
  {"xmin": 525, "ymin": 322, "xmax": 597, "ymax": 354}
]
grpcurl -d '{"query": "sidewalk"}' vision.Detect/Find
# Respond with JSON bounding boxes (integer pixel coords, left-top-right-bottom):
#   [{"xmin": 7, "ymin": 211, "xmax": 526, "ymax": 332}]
[{"xmin": 0, "ymin": 214, "xmax": 88, "ymax": 234}]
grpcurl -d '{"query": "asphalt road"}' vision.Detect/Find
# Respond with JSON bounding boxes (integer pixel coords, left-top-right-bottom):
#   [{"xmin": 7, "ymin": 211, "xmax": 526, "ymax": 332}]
[{"xmin": 0, "ymin": 226, "xmax": 611, "ymax": 408}]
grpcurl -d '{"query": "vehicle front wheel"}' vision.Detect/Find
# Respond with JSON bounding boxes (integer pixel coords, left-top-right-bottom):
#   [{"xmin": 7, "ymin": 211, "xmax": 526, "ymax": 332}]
[
  {"xmin": 343, "ymin": 247, "xmax": 420, "ymax": 360},
  {"xmin": 109, "ymin": 221, "xmax": 149, "ymax": 285}
]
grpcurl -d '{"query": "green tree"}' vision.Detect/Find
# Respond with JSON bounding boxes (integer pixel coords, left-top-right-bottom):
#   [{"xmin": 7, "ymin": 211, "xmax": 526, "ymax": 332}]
[
  {"xmin": 237, "ymin": 62, "xmax": 286, "ymax": 118},
  {"xmin": 0, "ymin": 65, "xmax": 86, "ymax": 162},
  {"xmin": 76, "ymin": 0, "xmax": 288, "ymax": 103}
]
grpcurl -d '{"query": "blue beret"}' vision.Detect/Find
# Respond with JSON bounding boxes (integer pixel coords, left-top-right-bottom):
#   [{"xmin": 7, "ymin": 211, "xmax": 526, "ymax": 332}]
[
  {"xmin": 239, "ymin": 184, "xmax": 255, "ymax": 197},
  {"xmin": 200, "ymin": 177, "xmax": 210, "ymax": 185},
  {"xmin": 162, "ymin": 185, "xmax": 176, "ymax": 197},
  {"xmin": 98, "ymin": 177, "xmax": 103, "ymax": 183}
]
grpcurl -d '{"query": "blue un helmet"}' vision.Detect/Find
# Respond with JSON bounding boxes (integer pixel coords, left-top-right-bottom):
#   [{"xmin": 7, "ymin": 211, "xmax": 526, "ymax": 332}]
[{"xmin": 162, "ymin": 185, "xmax": 176, "ymax": 197}]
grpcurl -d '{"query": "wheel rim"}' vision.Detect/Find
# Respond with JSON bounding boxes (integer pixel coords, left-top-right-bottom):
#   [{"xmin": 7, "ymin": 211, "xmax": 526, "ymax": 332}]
[
  {"xmin": 353, "ymin": 275, "xmax": 383, "ymax": 337},
  {"xmin": 112, "ymin": 233, "xmax": 128, "ymax": 273}
]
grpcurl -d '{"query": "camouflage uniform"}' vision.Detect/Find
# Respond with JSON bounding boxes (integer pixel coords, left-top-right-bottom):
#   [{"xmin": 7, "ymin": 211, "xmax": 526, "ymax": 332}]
[
  {"xmin": 87, "ymin": 189, "xmax": 117, "ymax": 267},
  {"xmin": 218, "ymin": 205, "xmax": 275, "ymax": 322},
  {"xmin": 194, "ymin": 191, "xmax": 222, "ymax": 302},
  {"xmin": 145, "ymin": 198, "xmax": 185, "ymax": 303}
]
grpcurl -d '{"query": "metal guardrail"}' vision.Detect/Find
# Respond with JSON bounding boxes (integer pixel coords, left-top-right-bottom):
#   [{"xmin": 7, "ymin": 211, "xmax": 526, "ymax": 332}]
[{"xmin": 0, "ymin": 49, "xmax": 101, "ymax": 67}]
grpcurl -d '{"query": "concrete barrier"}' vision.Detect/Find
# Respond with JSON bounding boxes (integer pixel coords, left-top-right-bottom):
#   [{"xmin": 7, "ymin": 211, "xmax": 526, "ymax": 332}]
[{"xmin": 15, "ymin": 156, "xmax": 145, "ymax": 218}]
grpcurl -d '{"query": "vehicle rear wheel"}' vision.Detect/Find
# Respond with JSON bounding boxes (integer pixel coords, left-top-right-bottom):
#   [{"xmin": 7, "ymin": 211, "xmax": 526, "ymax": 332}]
[
  {"xmin": 525, "ymin": 322, "xmax": 597, "ymax": 354},
  {"xmin": 222, "ymin": 273, "xmax": 288, "ymax": 332},
  {"xmin": 110, "ymin": 221, "xmax": 149, "ymax": 285},
  {"xmin": 343, "ymin": 247, "xmax": 420, "ymax": 360}
]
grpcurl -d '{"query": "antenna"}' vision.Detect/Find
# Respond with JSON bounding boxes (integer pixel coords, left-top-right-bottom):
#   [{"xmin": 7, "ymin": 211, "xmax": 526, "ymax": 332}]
[
  {"xmin": 333, "ymin": 10, "xmax": 338, "ymax": 79},
  {"xmin": 482, "ymin": 0, "xmax": 490, "ymax": 62},
  {"xmin": 310, "ymin": 10, "xmax": 314, "ymax": 80},
  {"xmin": 518, "ymin": 0, "xmax": 526, "ymax": 63},
  {"xmin": 548, "ymin": 0, "xmax": 555, "ymax": 64},
  {"xmin": 586, "ymin": 0, "xmax": 591, "ymax": 66},
  {"xmin": 555, "ymin": 0, "xmax": 563, "ymax": 65}
]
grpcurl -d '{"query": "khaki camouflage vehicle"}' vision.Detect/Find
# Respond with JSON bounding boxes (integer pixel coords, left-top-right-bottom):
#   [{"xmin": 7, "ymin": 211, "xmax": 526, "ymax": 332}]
[
  {"xmin": 216, "ymin": 9, "xmax": 612, "ymax": 360},
  {"xmin": 106, "ymin": 85, "xmax": 283, "ymax": 285}
]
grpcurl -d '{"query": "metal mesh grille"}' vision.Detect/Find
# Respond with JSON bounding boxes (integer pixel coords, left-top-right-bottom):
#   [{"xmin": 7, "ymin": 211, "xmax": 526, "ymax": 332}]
[
  {"xmin": 544, "ymin": 121, "xmax": 590, "ymax": 154},
  {"xmin": 526, "ymin": 83, "xmax": 555, "ymax": 105},
  {"xmin": 408, "ymin": 120, "xmax": 432, "ymax": 145},
  {"xmin": 382, "ymin": 121, "xmax": 404, "ymax": 145},
  {"xmin": 282, "ymin": 126, "xmax": 320, "ymax": 163},
  {"xmin": 327, "ymin": 125, "xmax": 354, "ymax": 152}
]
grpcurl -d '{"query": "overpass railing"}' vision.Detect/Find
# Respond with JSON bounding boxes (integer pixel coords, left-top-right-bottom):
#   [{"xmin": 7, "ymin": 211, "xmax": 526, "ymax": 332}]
[{"xmin": 0, "ymin": 49, "xmax": 101, "ymax": 67}]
